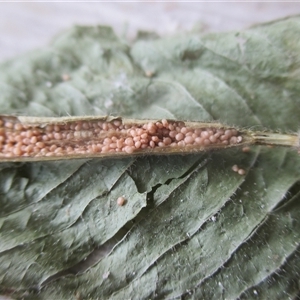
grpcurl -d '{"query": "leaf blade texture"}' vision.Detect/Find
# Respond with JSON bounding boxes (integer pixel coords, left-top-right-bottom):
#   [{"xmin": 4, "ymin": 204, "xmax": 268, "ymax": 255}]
[{"xmin": 0, "ymin": 17, "xmax": 300, "ymax": 299}]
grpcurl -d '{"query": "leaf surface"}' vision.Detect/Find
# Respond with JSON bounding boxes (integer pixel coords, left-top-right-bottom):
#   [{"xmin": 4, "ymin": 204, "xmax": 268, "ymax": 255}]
[{"xmin": 0, "ymin": 18, "xmax": 300, "ymax": 299}]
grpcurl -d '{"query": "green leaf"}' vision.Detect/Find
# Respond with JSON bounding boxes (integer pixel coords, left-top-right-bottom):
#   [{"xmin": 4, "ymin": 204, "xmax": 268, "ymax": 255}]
[{"xmin": 0, "ymin": 18, "xmax": 300, "ymax": 299}]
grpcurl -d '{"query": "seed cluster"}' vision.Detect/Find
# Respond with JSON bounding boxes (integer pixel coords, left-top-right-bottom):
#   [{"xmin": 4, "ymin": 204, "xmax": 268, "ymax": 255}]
[
  {"xmin": 232, "ymin": 164, "xmax": 246, "ymax": 175},
  {"xmin": 0, "ymin": 117, "xmax": 242, "ymax": 159}
]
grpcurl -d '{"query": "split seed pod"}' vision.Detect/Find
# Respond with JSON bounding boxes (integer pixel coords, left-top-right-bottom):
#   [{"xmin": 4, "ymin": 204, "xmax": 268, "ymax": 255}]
[{"xmin": 0, "ymin": 115, "xmax": 298, "ymax": 162}]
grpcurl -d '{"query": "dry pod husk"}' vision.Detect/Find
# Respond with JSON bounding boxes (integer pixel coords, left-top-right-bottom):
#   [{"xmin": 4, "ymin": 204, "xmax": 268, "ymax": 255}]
[{"xmin": 0, "ymin": 115, "xmax": 298, "ymax": 162}]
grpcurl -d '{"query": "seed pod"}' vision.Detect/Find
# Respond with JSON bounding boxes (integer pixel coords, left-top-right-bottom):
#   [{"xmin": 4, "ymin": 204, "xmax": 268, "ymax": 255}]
[{"xmin": 0, "ymin": 115, "xmax": 298, "ymax": 162}]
